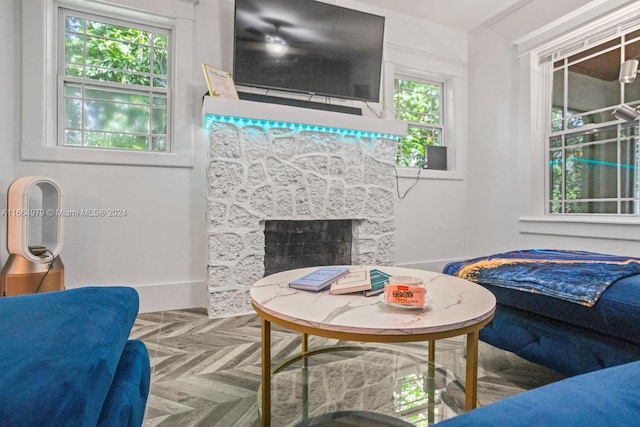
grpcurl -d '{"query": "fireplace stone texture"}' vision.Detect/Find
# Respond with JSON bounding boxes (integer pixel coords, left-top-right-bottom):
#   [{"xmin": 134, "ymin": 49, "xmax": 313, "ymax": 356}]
[{"xmin": 207, "ymin": 122, "xmax": 397, "ymax": 317}]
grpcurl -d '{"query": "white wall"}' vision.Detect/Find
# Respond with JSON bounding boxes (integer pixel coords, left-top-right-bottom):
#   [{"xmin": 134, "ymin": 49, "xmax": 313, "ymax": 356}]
[
  {"xmin": 466, "ymin": 26, "xmax": 524, "ymax": 257},
  {"xmin": 0, "ymin": 1, "xmax": 16, "ymax": 265}
]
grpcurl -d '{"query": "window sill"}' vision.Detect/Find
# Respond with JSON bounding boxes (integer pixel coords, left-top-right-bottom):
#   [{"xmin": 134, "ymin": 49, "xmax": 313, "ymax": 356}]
[
  {"xmin": 395, "ymin": 167, "xmax": 464, "ymax": 181},
  {"xmin": 519, "ymin": 216, "xmax": 640, "ymax": 241},
  {"xmin": 21, "ymin": 145, "xmax": 193, "ymax": 168}
]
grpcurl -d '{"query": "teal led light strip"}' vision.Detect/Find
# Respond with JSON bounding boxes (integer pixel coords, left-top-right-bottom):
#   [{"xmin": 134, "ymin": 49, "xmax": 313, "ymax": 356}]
[
  {"xmin": 203, "ymin": 114, "xmax": 401, "ymax": 140},
  {"xmin": 549, "ymin": 157, "xmax": 637, "ymax": 170}
]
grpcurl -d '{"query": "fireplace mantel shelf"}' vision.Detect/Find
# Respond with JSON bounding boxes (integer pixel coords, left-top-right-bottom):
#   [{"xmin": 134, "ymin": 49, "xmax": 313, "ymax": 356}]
[{"xmin": 202, "ymin": 96, "xmax": 407, "ymax": 138}]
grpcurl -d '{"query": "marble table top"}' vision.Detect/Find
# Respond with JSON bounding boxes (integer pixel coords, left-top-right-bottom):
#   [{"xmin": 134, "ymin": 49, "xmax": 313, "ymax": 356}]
[{"xmin": 250, "ymin": 266, "xmax": 496, "ymax": 337}]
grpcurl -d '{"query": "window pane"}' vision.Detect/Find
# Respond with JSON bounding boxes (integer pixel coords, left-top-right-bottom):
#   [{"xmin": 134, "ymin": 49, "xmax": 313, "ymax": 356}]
[
  {"xmin": 85, "ymin": 88, "xmax": 149, "ymax": 104},
  {"xmin": 65, "ymin": 34, "xmax": 84, "ymax": 66},
  {"xmin": 86, "ymin": 20, "xmax": 151, "ymax": 44},
  {"xmin": 550, "ymin": 201, "xmax": 562, "ymax": 214},
  {"xmin": 397, "ymin": 130, "xmax": 426, "ymax": 168},
  {"xmin": 406, "ymin": 126, "xmax": 441, "ymax": 145},
  {"xmin": 565, "ymin": 142, "xmax": 618, "ymax": 200},
  {"xmin": 394, "ymin": 79, "xmax": 441, "ymax": 125},
  {"xmin": 153, "ymin": 77, "xmax": 167, "ymax": 89},
  {"xmin": 620, "ymin": 127, "xmax": 639, "ymax": 200},
  {"xmin": 151, "ymin": 136, "xmax": 166, "ymax": 151},
  {"xmin": 64, "ymin": 130, "xmax": 83, "ymax": 146},
  {"xmin": 81, "ymin": 86, "xmax": 151, "ymax": 134},
  {"xmin": 154, "ymin": 48, "xmax": 168, "ymax": 76},
  {"xmin": 566, "ymin": 108, "xmax": 617, "ymax": 129},
  {"xmin": 84, "ymin": 100, "xmax": 149, "ymax": 134},
  {"xmin": 565, "ymin": 201, "xmax": 618, "ymax": 214},
  {"xmin": 152, "ymin": 95, "xmax": 166, "ymax": 106},
  {"xmin": 64, "ymin": 83, "xmax": 82, "ymax": 98},
  {"xmin": 567, "ymin": 38, "xmax": 619, "ymax": 63},
  {"xmin": 84, "ymin": 67, "xmax": 151, "ymax": 86},
  {"xmin": 621, "ymin": 201, "xmax": 638, "ymax": 214},
  {"xmin": 85, "ymin": 132, "xmax": 149, "ymax": 150},
  {"xmin": 625, "ymin": 38, "xmax": 640, "ymax": 60},
  {"xmin": 567, "ymin": 48, "xmax": 620, "ymax": 115},
  {"xmin": 624, "ymin": 39, "xmax": 640, "ymax": 104},
  {"xmin": 151, "ymin": 107, "xmax": 166, "ymax": 134},
  {"xmin": 65, "ymin": 15, "xmax": 84, "ymax": 33},
  {"xmin": 551, "ymin": 69, "xmax": 564, "ymax": 131},
  {"xmin": 550, "ymin": 149, "xmax": 563, "ymax": 201},
  {"xmin": 65, "ymin": 64, "xmax": 84, "ymax": 78},
  {"xmin": 64, "ymin": 98, "xmax": 82, "ymax": 129}
]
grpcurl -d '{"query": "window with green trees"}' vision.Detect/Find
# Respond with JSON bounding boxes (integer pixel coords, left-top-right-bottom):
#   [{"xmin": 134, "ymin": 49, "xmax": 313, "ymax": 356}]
[
  {"xmin": 547, "ymin": 28, "xmax": 640, "ymax": 215},
  {"xmin": 60, "ymin": 9, "xmax": 170, "ymax": 151},
  {"xmin": 394, "ymin": 77, "xmax": 443, "ymax": 167}
]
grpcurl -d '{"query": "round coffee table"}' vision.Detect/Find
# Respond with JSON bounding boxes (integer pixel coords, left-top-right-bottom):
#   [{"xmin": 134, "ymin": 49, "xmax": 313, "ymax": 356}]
[{"xmin": 250, "ymin": 266, "xmax": 496, "ymax": 427}]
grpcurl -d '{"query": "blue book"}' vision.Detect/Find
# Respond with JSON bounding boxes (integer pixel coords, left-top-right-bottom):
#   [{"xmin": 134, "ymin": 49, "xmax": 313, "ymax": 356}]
[
  {"xmin": 363, "ymin": 269, "xmax": 392, "ymax": 296},
  {"xmin": 289, "ymin": 266, "xmax": 351, "ymax": 291}
]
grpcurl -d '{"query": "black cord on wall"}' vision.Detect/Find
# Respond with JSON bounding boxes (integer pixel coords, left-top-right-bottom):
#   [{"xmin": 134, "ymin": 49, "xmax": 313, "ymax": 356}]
[{"xmin": 34, "ymin": 250, "xmax": 55, "ymax": 294}]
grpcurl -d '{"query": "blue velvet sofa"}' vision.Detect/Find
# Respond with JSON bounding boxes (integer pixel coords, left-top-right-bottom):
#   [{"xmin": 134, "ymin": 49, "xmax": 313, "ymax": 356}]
[
  {"xmin": 437, "ymin": 359, "xmax": 640, "ymax": 426},
  {"xmin": 0, "ymin": 286, "xmax": 150, "ymax": 426},
  {"xmin": 444, "ymin": 250, "xmax": 640, "ymax": 375}
]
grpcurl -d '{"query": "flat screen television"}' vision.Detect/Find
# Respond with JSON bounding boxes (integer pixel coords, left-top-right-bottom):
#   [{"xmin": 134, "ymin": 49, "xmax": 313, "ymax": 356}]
[{"xmin": 233, "ymin": 0, "xmax": 385, "ymax": 103}]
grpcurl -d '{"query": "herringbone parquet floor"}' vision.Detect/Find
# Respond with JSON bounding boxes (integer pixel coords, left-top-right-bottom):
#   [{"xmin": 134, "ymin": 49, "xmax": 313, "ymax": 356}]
[{"xmin": 132, "ymin": 309, "xmax": 565, "ymax": 427}]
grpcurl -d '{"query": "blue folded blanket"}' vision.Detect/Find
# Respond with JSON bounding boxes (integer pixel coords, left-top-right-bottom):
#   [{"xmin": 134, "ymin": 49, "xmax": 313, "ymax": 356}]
[{"xmin": 443, "ymin": 249, "xmax": 640, "ymax": 306}]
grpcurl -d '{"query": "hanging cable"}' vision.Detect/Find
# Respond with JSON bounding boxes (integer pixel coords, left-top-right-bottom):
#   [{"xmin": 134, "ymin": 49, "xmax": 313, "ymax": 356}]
[{"xmin": 395, "ymin": 166, "xmax": 421, "ymax": 199}]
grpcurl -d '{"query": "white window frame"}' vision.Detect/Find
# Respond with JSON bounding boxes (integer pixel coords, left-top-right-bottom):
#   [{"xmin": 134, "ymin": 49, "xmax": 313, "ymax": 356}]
[
  {"xmin": 384, "ymin": 62, "xmax": 465, "ymax": 181},
  {"xmin": 546, "ymin": 34, "xmax": 640, "ymax": 216},
  {"xmin": 20, "ymin": 0, "xmax": 194, "ymax": 167},
  {"xmin": 518, "ymin": 1, "xmax": 640, "ymax": 240},
  {"xmin": 394, "ymin": 74, "xmax": 445, "ymax": 167}
]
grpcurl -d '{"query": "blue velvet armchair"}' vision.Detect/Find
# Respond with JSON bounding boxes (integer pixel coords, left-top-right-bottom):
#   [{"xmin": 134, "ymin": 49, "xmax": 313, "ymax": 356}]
[{"xmin": 0, "ymin": 286, "xmax": 150, "ymax": 426}]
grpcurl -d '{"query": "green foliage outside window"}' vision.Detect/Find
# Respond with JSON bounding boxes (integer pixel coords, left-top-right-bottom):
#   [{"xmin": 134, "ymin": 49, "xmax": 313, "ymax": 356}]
[
  {"xmin": 549, "ymin": 108, "xmax": 585, "ymax": 213},
  {"xmin": 394, "ymin": 79, "xmax": 442, "ymax": 167},
  {"xmin": 62, "ymin": 12, "xmax": 169, "ymax": 151}
]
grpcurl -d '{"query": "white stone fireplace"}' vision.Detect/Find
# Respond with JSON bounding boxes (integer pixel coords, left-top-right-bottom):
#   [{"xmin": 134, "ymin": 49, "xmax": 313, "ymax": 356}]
[{"xmin": 203, "ymin": 97, "xmax": 406, "ymax": 317}]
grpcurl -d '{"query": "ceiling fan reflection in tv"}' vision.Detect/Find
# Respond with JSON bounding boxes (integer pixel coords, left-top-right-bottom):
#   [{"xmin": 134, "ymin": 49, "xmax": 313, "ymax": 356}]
[{"xmin": 233, "ymin": 0, "xmax": 385, "ymax": 105}]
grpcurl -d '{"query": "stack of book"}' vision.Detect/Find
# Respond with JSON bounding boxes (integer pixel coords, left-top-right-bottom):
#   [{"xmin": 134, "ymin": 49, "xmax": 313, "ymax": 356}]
[{"xmin": 288, "ymin": 266, "xmax": 391, "ymax": 296}]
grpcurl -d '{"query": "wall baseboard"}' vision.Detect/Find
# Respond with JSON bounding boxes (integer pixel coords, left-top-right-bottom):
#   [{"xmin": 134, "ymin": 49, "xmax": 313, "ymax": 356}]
[{"xmin": 132, "ymin": 280, "xmax": 207, "ymax": 313}]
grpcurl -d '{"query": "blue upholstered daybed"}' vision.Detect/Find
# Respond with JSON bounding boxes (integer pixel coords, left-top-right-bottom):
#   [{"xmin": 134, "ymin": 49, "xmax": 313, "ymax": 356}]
[{"xmin": 444, "ymin": 249, "xmax": 640, "ymax": 375}]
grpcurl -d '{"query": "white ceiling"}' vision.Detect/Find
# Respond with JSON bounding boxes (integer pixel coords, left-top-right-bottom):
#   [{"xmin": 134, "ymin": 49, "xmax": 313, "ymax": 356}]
[
  {"xmin": 356, "ymin": 0, "xmax": 596, "ymax": 40},
  {"xmin": 357, "ymin": 0, "xmax": 527, "ymax": 31}
]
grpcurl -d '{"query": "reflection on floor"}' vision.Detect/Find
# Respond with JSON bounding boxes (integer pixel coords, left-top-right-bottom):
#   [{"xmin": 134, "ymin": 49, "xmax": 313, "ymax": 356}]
[{"xmin": 131, "ymin": 309, "xmax": 566, "ymax": 427}]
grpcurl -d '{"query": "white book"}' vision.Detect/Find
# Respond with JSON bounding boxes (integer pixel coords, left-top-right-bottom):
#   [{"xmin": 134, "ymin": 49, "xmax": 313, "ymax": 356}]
[{"xmin": 329, "ymin": 268, "xmax": 371, "ymax": 295}]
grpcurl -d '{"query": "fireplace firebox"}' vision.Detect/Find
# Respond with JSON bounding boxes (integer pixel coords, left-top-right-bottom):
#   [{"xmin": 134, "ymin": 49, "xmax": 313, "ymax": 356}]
[{"xmin": 264, "ymin": 220, "xmax": 352, "ymax": 276}]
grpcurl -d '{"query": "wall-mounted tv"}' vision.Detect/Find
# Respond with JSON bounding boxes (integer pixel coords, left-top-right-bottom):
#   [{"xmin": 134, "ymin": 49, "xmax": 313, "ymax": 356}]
[{"xmin": 233, "ymin": 0, "xmax": 385, "ymax": 103}]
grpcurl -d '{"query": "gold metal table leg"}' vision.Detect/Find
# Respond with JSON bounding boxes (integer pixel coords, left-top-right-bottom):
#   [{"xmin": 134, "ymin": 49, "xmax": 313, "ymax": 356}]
[
  {"xmin": 301, "ymin": 333, "xmax": 309, "ymax": 421},
  {"xmin": 261, "ymin": 318, "xmax": 271, "ymax": 427},
  {"xmin": 427, "ymin": 340, "xmax": 436, "ymax": 424},
  {"xmin": 465, "ymin": 330, "xmax": 479, "ymax": 411}
]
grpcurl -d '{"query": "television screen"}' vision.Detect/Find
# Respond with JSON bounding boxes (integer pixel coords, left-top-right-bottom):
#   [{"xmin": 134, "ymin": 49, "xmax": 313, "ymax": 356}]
[{"xmin": 233, "ymin": 0, "xmax": 385, "ymax": 103}]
